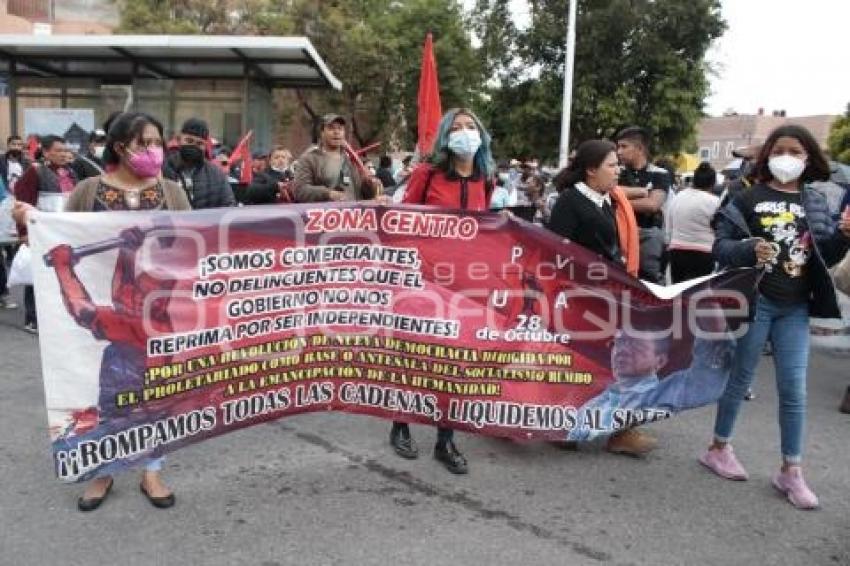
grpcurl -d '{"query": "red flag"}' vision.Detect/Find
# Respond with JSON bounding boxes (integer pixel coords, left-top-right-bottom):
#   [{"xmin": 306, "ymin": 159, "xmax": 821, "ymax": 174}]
[
  {"xmin": 343, "ymin": 142, "xmax": 370, "ymax": 180},
  {"xmin": 26, "ymin": 134, "xmax": 39, "ymax": 161},
  {"xmin": 228, "ymin": 131, "xmax": 254, "ymax": 185},
  {"xmin": 417, "ymin": 33, "xmax": 442, "ymax": 155},
  {"xmin": 356, "ymin": 141, "xmax": 382, "ymax": 156}
]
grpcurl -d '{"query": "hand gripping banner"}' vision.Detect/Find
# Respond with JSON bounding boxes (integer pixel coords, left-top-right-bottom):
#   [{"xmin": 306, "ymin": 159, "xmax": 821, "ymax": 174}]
[{"xmin": 27, "ymin": 204, "xmax": 757, "ymax": 482}]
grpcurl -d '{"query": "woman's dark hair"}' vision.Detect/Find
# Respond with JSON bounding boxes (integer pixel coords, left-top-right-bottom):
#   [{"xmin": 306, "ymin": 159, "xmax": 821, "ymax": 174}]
[
  {"xmin": 102, "ymin": 111, "xmax": 123, "ymax": 135},
  {"xmin": 692, "ymin": 162, "xmax": 716, "ymax": 190},
  {"xmin": 102, "ymin": 112, "xmax": 164, "ymax": 165},
  {"xmin": 553, "ymin": 139, "xmax": 617, "ymax": 190},
  {"xmin": 525, "ymin": 174, "xmax": 545, "ymax": 192},
  {"xmin": 752, "ymin": 124, "xmax": 830, "ymax": 184}
]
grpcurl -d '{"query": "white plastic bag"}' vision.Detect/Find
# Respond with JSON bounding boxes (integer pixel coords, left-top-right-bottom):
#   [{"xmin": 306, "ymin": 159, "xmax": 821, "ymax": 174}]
[{"xmin": 8, "ymin": 243, "xmax": 32, "ymax": 287}]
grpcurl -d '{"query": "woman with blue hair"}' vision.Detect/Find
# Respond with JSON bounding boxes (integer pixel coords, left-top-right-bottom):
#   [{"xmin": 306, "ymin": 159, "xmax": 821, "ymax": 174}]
[
  {"xmin": 403, "ymin": 107, "xmax": 496, "ymax": 209},
  {"xmin": 392, "ymin": 107, "xmax": 495, "ymax": 474}
]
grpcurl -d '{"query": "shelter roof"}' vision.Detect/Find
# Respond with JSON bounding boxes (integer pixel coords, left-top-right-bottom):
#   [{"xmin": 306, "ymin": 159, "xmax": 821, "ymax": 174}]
[{"xmin": 0, "ymin": 34, "xmax": 342, "ymax": 89}]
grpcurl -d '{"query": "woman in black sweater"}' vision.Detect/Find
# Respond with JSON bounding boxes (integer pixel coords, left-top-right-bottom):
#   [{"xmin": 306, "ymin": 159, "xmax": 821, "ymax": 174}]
[
  {"xmin": 547, "ymin": 139, "xmax": 654, "ymax": 456},
  {"xmin": 549, "ymin": 139, "xmax": 623, "ymax": 266}
]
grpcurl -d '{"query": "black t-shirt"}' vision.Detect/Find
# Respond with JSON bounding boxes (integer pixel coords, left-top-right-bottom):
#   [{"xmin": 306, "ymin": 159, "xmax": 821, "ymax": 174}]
[
  {"xmin": 735, "ymin": 184, "xmax": 811, "ymax": 304},
  {"xmin": 618, "ymin": 164, "xmax": 671, "ymax": 228}
]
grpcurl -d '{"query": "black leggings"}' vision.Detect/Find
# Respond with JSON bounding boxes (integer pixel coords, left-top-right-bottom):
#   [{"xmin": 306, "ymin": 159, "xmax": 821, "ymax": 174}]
[
  {"xmin": 0, "ymin": 246, "xmax": 8, "ymax": 295},
  {"xmin": 24, "ymin": 285, "xmax": 36, "ymax": 325},
  {"xmin": 392, "ymin": 421, "xmax": 454, "ymax": 446},
  {"xmin": 669, "ymin": 249, "xmax": 714, "ymax": 284}
]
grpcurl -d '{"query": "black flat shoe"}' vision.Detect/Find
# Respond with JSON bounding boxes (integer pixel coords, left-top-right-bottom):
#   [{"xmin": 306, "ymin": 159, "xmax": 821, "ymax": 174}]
[
  {"xmin": 549, "ymin": 440, "xmax": 579, "ymax": 451},
  {"xmin": 840, "ymin": 386, "xmax": 850, "ymax": 414},
  {"xmin": 140, "ymin": 483, "xmax": 175, "ymax": 509},
  {"xmin": 390, "ymin": 424, "xmax": 419, "ymax": 459},
  {"xmin": 434, "ymin": 440, "xmax": 468, "ymax": 474},
  {"xmin": 77, "ymin": 478, "xmax": 114, "ymax": 512}
]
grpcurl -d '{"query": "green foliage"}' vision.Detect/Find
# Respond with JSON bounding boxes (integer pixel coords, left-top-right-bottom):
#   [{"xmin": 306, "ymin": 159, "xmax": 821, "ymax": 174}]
[
  {"xmin": 113, "ymin": 0, "xmax": 724, "ymax": 157},
  {"xmin": 828, "ymin": 104, "xmax": 850, "ymax": 165},
  {"xmin": 484, "ymin": 0, "xmax": 725, "ymax": 160},
  {"xmin": 114, "ymin": 0, "xmax": 484, "ymax": 148},
  {"xmin": 114, "ymin": 0, "xmax": 273, "ymax": 34}
]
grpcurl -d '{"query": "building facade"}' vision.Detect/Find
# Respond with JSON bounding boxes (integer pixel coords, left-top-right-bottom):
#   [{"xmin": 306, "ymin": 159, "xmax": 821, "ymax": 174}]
[{"xmin": 696, "ymin": 110, "xmax": 837, "ymax": 171}]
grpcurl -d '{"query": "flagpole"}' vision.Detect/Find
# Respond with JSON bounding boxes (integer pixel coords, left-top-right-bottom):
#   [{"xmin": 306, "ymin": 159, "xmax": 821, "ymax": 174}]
[{"xmin": 558, "ymin": 0, "xmax": 578, "ymax": 168}]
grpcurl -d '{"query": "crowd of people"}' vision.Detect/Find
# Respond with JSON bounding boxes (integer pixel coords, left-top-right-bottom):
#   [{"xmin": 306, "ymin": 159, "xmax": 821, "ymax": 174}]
[{"xmin": 3, "ymin": 105, "xmax": 850, "ymax": 513}]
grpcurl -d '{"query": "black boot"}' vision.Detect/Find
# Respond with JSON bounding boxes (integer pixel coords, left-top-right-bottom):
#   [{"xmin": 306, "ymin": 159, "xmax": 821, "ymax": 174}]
[
  {"xmin": 434, "ymin": 438, "xmax": 468, "ymax": 474},
  {"xmin": 840, "ymin": 386, "xmax": 850, "ymax": 414},
  {"xmin": 389, "ymin": 422, "xmax": 418, "ymax": 459}
]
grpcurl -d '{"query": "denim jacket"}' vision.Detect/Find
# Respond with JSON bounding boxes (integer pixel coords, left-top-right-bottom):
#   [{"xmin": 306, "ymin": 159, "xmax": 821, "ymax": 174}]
[{"xmin": 712, "ymin": 184, "xmax": 849, "ymax": 318}]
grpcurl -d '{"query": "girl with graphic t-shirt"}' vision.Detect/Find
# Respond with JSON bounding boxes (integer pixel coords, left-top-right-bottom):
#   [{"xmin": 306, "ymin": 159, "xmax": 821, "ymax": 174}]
[{"xmin": 699, "ymin": 125, "xmax": 850, "ymax": 509}]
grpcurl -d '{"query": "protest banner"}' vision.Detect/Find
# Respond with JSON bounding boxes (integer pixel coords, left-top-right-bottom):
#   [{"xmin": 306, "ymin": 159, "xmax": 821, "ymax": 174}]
[{"xmin": 28, "ymin": 204, "xmax": 756, "ymax": 481}]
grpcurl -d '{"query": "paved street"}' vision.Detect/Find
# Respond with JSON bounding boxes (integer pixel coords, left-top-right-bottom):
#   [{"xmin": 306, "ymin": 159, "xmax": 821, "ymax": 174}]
[{"xmin": 1, "ymin": 291, "xmax": 849, "ymax": 566}]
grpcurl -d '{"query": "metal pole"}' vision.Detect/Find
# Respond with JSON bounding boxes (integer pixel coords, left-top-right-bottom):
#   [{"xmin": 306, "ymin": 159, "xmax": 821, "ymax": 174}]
[
  {"xmin": 9, "ymin": 60, "xmax": 18, "ymax": 135},
  {"xmin": 558, "ymin": 0, "xmax": 578, "ymax": 168},
  {"xmin": 241, "ymin": 65, "xmax": 250, "ymax": 137}
]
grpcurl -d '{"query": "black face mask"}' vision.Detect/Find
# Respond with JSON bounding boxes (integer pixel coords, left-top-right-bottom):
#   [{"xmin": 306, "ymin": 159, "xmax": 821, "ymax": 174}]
[
  {"xmin": 7, "ymin": 149, "xmax": 22, "ymax": 160},
  {"xmin": 179, "ymin": 144, "xmax": 204, "ymax": 164}
]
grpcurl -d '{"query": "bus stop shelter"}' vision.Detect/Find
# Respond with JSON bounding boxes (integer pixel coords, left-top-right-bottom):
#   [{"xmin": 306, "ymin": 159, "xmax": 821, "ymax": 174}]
[{"xmin": 0, "ymin": 34, "xmax": 342, "ymax": 151}]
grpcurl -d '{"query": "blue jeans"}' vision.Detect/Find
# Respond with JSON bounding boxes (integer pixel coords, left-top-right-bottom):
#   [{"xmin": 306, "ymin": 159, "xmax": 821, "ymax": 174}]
[
  {"xmin": 713, "ymin": 295, "xmax": 809, "ymax": 463},
  {"xmin": 95, "ymin": 457, "xmax": 164, "ymax": 478}
]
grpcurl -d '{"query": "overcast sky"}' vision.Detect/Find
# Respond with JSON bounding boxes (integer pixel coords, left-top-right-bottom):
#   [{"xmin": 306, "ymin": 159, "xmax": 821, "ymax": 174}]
[
  {"xmin": 469, "ymin": 0, "xmax": 850, "ymax": 118},
  {"xmin": 706, "ymin": 0, "xmax": 850, "ymax": 117}
]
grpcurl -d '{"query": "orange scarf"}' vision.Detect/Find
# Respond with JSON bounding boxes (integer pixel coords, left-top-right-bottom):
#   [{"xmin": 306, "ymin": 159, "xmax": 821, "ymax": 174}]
[{"xmin": 610, "ymin": 186, "xmax": 640, "ymax": 277}]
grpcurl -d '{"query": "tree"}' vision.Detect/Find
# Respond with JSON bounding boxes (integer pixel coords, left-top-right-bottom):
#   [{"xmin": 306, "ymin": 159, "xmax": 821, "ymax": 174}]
[
  {"xmin": 828, "ymin": 104, "xmax": 850, "ymax": 165},
  {"xmin": 483, "ymin": 0, "xmax": 725, "ymax": 160},
  {"xmin": 114, "ymin": 0, "xmax": 273, "ymax": 34},
  {"xmin": 114, "ymin": 0, "xmax": 487, "ymax": 149}
]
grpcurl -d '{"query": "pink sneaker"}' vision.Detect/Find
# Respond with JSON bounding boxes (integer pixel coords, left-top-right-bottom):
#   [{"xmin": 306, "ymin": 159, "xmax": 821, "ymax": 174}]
[
  {"xmin": 773, "ymin": 468, "xmax": 819, "ymax": 510},
  {"xmin": 699, "ymin": 445, "xmax": 749, "ymax": 480}
]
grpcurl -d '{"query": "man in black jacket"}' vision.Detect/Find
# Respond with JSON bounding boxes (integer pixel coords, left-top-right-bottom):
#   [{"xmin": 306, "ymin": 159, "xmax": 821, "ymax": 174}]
[
  {"xmin": 163, "ymin": 118, "xmax": 236, "ymax": 209},
  {"xmin": 70, "ymin": 129, "xmax": 107, "ymax": 181},
  {"xmin": 243, "ymin": 147, "xmax": 295, "ymax": 204}
]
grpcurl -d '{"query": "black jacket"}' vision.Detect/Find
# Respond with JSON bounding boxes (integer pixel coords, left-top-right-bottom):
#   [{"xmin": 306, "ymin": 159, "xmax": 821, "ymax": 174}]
[
  {"xmin": 713, "ymin": 184, "xmax": 849, "ymax": 318},
  {"xmin": 548, "ymin": 185, "xmax": 623, "ymax": 266},
  {"xmin": 0, "ymin": 154, "xmax": 31, "ymax": 187},
  {"xmin": 376, "ymin": 167, "xmax": 396, "ymax": 189},
  {"xmin": 71, "ymin": 153, "xmax": 104, "ymax": 181},
  {"xmin": 243, "ymin": 168, "xmax": 294, "ymax": 204},
  {"xmin": 163, "ymin": 152, "xmax": 236, "ymax": 210}
]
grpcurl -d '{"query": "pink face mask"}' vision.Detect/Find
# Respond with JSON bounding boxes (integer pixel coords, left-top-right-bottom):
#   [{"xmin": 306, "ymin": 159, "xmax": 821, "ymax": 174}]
[{"xmin": 126, "ymin": 146, "xmax": 164, "ymax": 178}]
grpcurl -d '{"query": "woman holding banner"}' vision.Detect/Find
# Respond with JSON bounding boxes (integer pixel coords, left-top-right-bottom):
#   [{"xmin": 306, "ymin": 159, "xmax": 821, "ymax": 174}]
[
  {"xmin": 548, "ymin": 139, "xmax": 639, "ymax": 278},
  {"xmin": 548, "ymin": 139, "xmax": 661, "ymax": 457},
  {"xmin": 15, "ymin": 112, "xmax": 190, "ymax": 511},
  {"xmin": 391, "ymin": 107, "xmax": 496, "ymax": 474},
  {"xmin": 701, "ymin": 125, "xmax": 850, "ymax": 509}
]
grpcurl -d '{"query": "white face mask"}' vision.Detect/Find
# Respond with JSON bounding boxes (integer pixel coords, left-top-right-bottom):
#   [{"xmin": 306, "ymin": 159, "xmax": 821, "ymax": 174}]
[
  {"xmin": 768, "ymin": 154, "xmax": 806, "ymax": 184},
  {"xmin": 93, "ymin": 146, "xmax": 105, "ymax": 160},
  {"xmin": 448, "ymin": 129, "xmax": 482, "ymax": 159}
]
